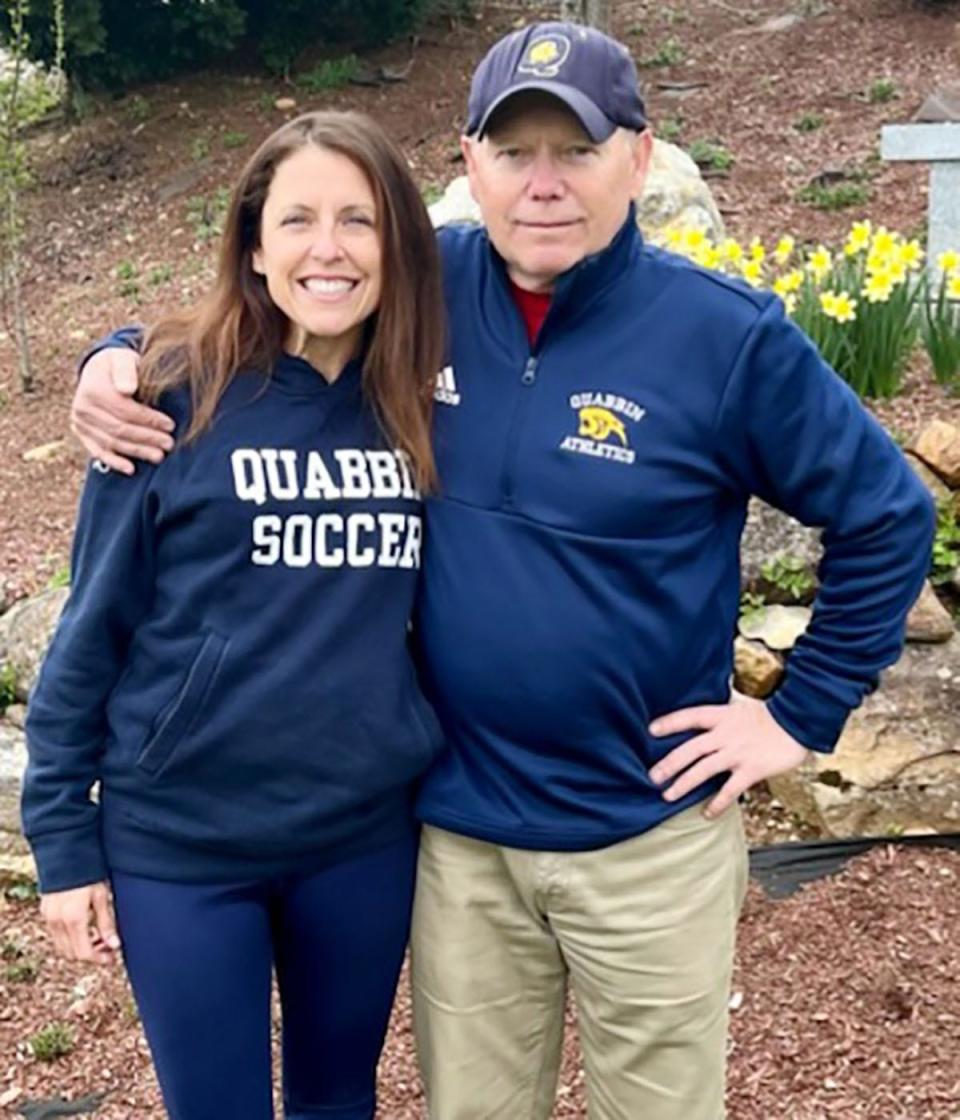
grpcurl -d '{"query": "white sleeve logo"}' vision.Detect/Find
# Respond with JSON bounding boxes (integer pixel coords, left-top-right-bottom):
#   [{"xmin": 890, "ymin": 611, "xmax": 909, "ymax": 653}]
[{"xmin": 434, "ymin": 366, "xmax": 461, "ymax": 406}]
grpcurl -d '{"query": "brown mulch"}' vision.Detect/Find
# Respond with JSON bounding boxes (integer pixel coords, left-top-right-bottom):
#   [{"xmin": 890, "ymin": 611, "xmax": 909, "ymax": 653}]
[{"xmin": 2, "ymin": 843, "xmax": 959, "ymax": 1118}]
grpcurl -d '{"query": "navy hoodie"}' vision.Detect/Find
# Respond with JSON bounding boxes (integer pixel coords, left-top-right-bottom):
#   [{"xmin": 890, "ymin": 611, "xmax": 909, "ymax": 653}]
[
  {"xmin": 412, "ymin": 213, "xmax": 936, "ymax": 851},
  {"xmin": 22, "ymin": 352, "xmax": 443, "ymax": 892}
]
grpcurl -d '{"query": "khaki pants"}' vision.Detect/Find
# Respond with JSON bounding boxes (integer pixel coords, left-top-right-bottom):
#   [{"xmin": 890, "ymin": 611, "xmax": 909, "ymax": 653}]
[{"xmin": 411, "ymin": 804, "xmax": 748, "ymax": 1120}]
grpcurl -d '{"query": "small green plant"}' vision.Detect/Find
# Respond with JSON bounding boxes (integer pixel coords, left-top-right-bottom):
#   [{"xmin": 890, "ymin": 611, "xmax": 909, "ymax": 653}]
[
  {"xmin": 739, "ymin": 590, "xmax": 767, "ymax": 627},
  {"xmin": 0, "ymin": 662, "xmax": 16, "ymax": 712},
  {"xmin": 761, "ymin": 554, "xmax": 816, "ymax": 602},
  {"xmin": 796, "ymin": 180, "xmax": 870, "ymax": 211},
  {"xmin": 30, "ymin": 1023, "xmax": 74, "ymax": 1061},
  {"xmin": 296, "ymin": 55, "xmax": 360, "ymax": 92},
  {"xmin": 222, "ymin": 130, "xmax": 248, "ymax": 150},
  {"xmin": 6, "ymin": 959, "xmax": 39, "ymax": 983},
  {"xmin": 126, "ymin": 94, "xmax": 151, "ymax": 123},
  {"xmin": 687, "ymin": 138, "xmax": 734, "ymax": 173},
  {"xmin": 148, "ymin": 264, "xmax": 173, "ymax": 287},
  {"xmin": 662, "ymin": 5, "xmax": 691, "ymax": 23},
  {"xmin": 658, "ymin": 115, "xmax": 684, "ymax": 142},
  {"xmin": 5, "ymin": 878, "xmax": 39, "ymax": 903},
  {"xmin": 115, "ymin": 260, "xmax": 140, "ymax": 300},
  {"xmin": 868, "ymin": 78, "xmax": 898, "ymax": 104},
  {"xmin": 46, "ymin": 563, "xmax": 70, "ymax": 589},
  {"xmin": 190, "ymin": 134, "xmax": 211, "ymax": 161},
  {"xmin": 186, "ymin": 187, "xmax": 231, "ymax": 242},
  {"xmin": 920, "ymin": 261, "xmax": 960, "ymax": 387},
  {"xmin": 258, "ymin": 92, "xmax": 277, "ymax": 112},
  {"xmin": 931, "ymin": 501, "xmax": 960, "ymax": 586},
  {"xmin": 2, "ymin": 937, "xmax": 24, "ymax": 960},
  {"xmin": 794, "ymin": 112, "xmax": 824, "ymax": 133},
  {"xmin": 640, "ymin": 38, "xmax": 685, "ymax": 67},
  {"xmin": 421, "ymin": 183, "xmax": 443, "ymax": 206}
]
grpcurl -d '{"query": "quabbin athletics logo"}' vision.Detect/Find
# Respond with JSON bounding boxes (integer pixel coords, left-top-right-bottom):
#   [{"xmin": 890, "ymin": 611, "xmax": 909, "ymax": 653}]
[
  {"xmin": 559, "ymin": 391, "xmax": 646, "ymax": 465},
  {"xmin": 517, "ymin": 33, "xmax": 571, "ymax": 78}
]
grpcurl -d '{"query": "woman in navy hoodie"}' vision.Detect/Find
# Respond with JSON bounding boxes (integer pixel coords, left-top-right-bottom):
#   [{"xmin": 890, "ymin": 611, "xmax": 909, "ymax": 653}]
[{"xmin": 22, "ymin": 111, "xmax": 445, "ymax": 1120}]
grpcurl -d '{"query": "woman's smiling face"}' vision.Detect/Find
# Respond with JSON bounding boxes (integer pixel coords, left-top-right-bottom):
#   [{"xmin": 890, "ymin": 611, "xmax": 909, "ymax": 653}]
[{"xmin": 253, "ymin": 144, "xmax": 383, "ymax": 365}]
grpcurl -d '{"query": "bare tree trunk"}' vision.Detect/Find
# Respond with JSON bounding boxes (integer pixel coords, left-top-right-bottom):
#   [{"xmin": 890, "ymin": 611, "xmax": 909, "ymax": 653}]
[
  {"xmin": 9, "ymin": 252, "xmax": 34, "ymax": 394},
  {"xmin": 559, "ymin": 0, "xmax": 609, "ymax": 31}
]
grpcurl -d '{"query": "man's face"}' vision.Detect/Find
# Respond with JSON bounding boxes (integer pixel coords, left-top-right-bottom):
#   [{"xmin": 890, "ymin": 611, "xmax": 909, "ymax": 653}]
[{"xmin": 461, "ymin": 93, "xmax": 653, "ymax": 292}]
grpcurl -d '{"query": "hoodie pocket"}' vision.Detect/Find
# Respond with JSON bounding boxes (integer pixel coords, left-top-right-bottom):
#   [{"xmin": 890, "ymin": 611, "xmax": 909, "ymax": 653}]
[{"xmin": 137, "ymin": 631, "xmax": 227, "ymax": 776}]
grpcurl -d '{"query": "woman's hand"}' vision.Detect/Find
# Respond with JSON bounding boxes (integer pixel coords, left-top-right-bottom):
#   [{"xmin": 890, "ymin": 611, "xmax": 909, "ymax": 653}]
[{"xmin": 41, "ymin": 882, "xmax": 121, "ymax": 965}]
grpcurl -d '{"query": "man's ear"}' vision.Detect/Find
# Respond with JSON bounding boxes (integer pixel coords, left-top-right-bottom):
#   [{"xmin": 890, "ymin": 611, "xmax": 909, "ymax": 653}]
[
  {"xmin": 630, "ymin": 129, "xmax": 655, "ymax": 198},
  {"xmin": 461, "ymin": 134, "xmax": 481, "ymax": 203}
]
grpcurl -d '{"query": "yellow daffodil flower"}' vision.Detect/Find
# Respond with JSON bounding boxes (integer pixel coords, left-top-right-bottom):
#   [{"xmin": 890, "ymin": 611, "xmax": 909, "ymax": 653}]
[
  {"xmin": 937, "ymin": 249, "xmax": 960, "ymax": 274},
  {"xmin": 863, "ymin": 272, "xmax": 894, "ymax": 303},
  {"xmin": 844, "ymin": 220, "xmax": 872, "ymax": 256},
  {"xmin": 682, "ymin": 228, "xmax": 709, "ymax": 252},
  {"xmin": 948, "ymin": 274, "xmax": 960, "ymax": 300},
  {"xmin": 664, "ymin": 228, "xmax": 684, "ymax": 249},
  {"xmin": 820, "ymin": 290, "xmax": 857, "ymax": 323},
  {"xmin": 748, "ymin": 236, "xmax": 766, "ymax": 264},
  {"xmin": 897, "ymin": 240, "xmax": 924, "ymax": 270},
  {"xmin": 719, "ymin": 238, "xmax": 744, "ymax": 264},
  {"xmin": 773, "ymin": 236, "xmax": 795, "ymax": 265},
  {"xmin": 741, "ymin": 260, "xmax": 764, "ymax": 287},
  {"xmin": 871, "ymin": 227, "xmax": 897, "ymax": 257},
  {"xmin": 777, "ymin": 268, "xmax": 804, "ymax": 293},
  {"xmin": 807, "ymin": 245, "xmax": 832, "ymax": 282},
  {"xmin": 782, "ymin": 292, "xmax": 797, "ymax": 314}
]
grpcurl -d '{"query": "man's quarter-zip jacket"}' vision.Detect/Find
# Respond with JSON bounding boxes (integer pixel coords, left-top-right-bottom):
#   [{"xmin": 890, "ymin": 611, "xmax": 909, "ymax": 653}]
[{"xmin": 413, "ymin": 209, "xmax": 936, "ymax": 851}]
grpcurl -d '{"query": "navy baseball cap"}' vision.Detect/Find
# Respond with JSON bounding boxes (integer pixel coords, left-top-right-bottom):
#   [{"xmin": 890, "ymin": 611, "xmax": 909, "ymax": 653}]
[{"xmin": 466, "ymin": 22, "xmax": 647, "ymax": 143}]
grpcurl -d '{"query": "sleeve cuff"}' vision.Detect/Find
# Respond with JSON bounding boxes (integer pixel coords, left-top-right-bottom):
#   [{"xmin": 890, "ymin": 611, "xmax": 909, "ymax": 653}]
[
  {"xmin": 766, "ymin": 681, "xmax": 853, "ymax": 754},
  {"xmin": 29, "ymin": 827, "xmax": 109, "ymax": 893}
]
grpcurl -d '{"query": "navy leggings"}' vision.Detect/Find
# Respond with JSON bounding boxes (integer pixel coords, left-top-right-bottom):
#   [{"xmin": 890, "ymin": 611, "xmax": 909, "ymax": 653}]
[{"xmin": 111, "ymin": 832, "xmax": 418, "ymax": 1120}]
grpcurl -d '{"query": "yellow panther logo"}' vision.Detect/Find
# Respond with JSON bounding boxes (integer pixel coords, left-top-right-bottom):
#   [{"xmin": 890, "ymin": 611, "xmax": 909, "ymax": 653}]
[{"xmin": 578, "ymin": 407, "xmax": 628, "ymax": 446}]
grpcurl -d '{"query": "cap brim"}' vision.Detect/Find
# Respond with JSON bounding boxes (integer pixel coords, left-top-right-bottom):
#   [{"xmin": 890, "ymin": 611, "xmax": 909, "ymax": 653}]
[{"xmin": 474, "ymin": 81, "xmax": 617, "ymax": 143}]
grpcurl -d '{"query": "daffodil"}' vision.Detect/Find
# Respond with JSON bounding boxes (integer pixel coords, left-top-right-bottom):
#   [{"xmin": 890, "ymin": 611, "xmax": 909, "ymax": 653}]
[
  {"xmin": 863, "ymin": 272, "xmax": 894, "ymax": 303},
  {"xmin": 682, "ymin": 227, "xmax": 709, "ymax": 252},
  {"xmin": 948, "ymin": 274, "xmax": 960, "ymax": 301},
  {"xmin": 776, "ymin": 268, "xmax": 804, "ymax": 294},
  {"xmin": 820, "ymin": 290, "xmax": 857, "ymax": 323},
  {"xmin": 807, "ymin": 245, "xmax": 832, "ymax": 282},
  {"xmin": 699, "ymin": 246, "xmax": 722, "ymax": 270},
  {"xmin": 870, "ymin": 227, "xmax": 897, "ymax": 257},
  {"xmin": 773, "ymin": 236, "xmax": 795, "ymax": 265},
  {"xmin": 844, "ymin": 220, "xmax": 872, "ymax": 256},
  {"xmin": 748, "ymin": 236, "xmax": 766, "ymax": 264},
  {"xmin": 781, "ymin": 292, "xmax": 797, "ymax": 315},
  {"xmin": 741, "ymin": 260, "xmax": 764, "ymax": 287},
  {"xmin": 664, "ymin": 227, "xmax": 685, "ymax": 250},
  {"xmin": 937, "ymin": 249, "xmax": 960, "ymax": 274},
  {"xmin": 719, "ymin": 238, "xmax": 744, "ymax": 265},
  {"xmin": 897, "ymin": 240, "xmax": 924, "ymax": 270}
]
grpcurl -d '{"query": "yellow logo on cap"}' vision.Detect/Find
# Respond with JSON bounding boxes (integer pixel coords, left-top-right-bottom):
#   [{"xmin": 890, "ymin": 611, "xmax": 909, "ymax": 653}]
[{"xmin": 518, "ymin": 34, "xmax": 570, "ymax": 78}]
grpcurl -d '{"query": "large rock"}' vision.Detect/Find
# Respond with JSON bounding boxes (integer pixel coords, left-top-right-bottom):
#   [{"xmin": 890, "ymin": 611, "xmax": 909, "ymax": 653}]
[
  {"xmin": 738, "ymin": 604, "xmax": 811, "ymax": 651},
  {"xmin": 733, "ymin": 637, "xmax": 784, "ymax": 698},
  {"xmin": 428, "ymin": 139, "xmax": 724, "ymax": 242},
  {"xmin": 0, "ymin": 586, "xmax": 68, "ymax": 701},
  {"xmin": 906, "ymin": 580, "xmax": 956, "ymax": 643},
  {"xmin": 768, "ymin": 636, "xmax": 960, "ymax": 837},
  {"xmin": 739, "ymin": 499, "xmax": 822, "ymax": 593},
  {"xmin": 904, "ymin": 451, "xmax": 953, "ymax": 506},
  {"xmin": 912, "ymin": 420, "xmax": 960, "ymax": 487},
  {"xmin": 0, "ymin": 720, "xmax": 32, "ymax": 882}
]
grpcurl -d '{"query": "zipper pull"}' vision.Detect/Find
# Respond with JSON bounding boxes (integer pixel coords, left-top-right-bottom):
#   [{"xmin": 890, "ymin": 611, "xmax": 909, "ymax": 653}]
[{"xmin": 521, "ymin": 357, "xmax": 538, "ymax": 385}]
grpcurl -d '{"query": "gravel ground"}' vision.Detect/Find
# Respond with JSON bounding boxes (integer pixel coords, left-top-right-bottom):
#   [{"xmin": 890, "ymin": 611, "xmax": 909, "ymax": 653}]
[{"xmin": 3, "ymin": 843, "xmax": 959, "ymax": 1119}]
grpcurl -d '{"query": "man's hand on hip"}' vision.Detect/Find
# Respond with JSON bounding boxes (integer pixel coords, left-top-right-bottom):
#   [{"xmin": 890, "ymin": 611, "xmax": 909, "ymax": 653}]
[
  {"xmin": 648, "ymin": 695, "xmax": 810, "ymax": 818},
  {"xmin": 71, "ymin": 348, "xmax": 175, "ymax": 475}
]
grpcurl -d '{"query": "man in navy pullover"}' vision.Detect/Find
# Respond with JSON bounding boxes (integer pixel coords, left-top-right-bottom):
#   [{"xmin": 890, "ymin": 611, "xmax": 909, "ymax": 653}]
[{"xmin": 70, "ymin": 22, "xmax": 935, "ymax": 1120}]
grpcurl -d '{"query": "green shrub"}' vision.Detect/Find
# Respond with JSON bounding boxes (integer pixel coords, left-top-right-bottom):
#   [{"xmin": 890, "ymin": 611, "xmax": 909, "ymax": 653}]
[
  {"xmin": 295, "ymin": 56, "xmax": 359, "ymax": 93},
  {"xmin": 932, "ymin": 501, "xmax": 960, "ymax": 586},
  {"xmin": 687, "ymin": 138, "xmax": 734, "ymax": 172},
  {"xmin": 867, "ymin": 77, "xmax": 898, "ymax": 104},
  {"xmin": 796, "ymin": 180, "xmax": 870, "ymax": 210},
  {"xmin": 30, "ymin": 1023, "xmax": 74, "ymax": 1061},
  {"xmin": 793, "ymin": 112, "xmax": 824, "ymax": 133}
]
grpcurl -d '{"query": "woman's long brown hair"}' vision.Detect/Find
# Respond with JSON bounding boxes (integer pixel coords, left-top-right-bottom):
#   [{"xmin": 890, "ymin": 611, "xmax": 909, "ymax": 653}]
[{"xmin": 139, "ymin": 110, "xmax": 443, "ymax": 490}]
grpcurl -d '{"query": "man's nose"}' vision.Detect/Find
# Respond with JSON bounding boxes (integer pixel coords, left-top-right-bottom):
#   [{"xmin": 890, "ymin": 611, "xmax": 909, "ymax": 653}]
[{"xmin": 525, "ymin": 153, "xmax": 565, "ymax": 200}]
